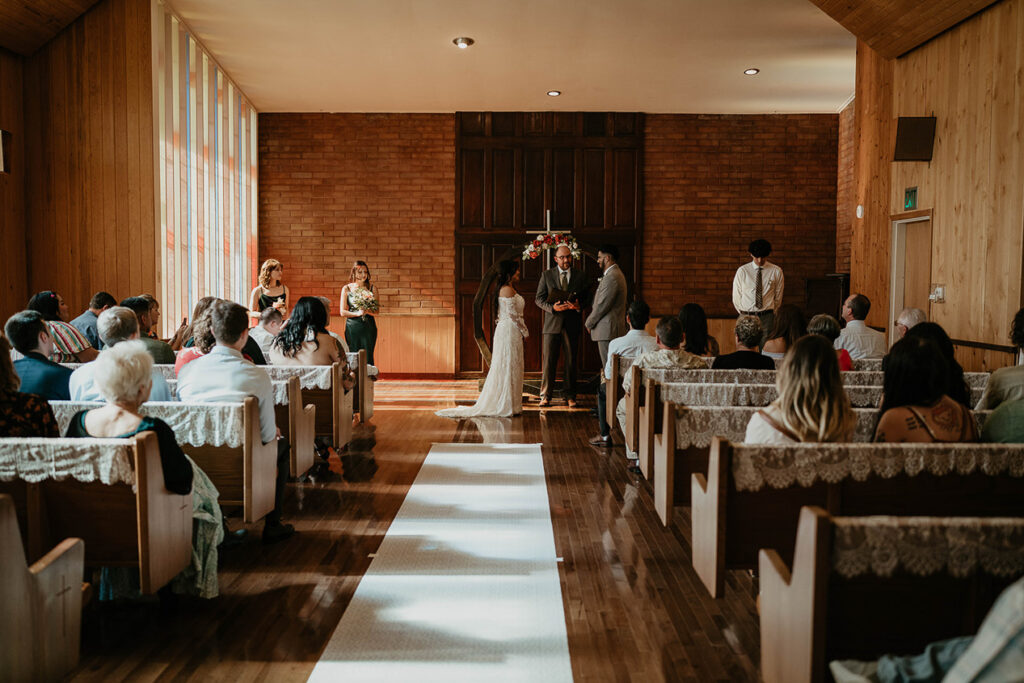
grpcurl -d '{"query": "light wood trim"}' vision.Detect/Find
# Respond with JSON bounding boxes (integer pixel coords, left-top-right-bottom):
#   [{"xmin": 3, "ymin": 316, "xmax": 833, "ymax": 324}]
[
  {"xmin": 243, "ymin": 397, "xmax": 277, "ymax": 523},
  {"xmin": 653, "ymin": 401, "xmax": 676, "ymax": 526},
  {"xmin": 623, "ymin": 365, "xmax": 641, "ymax": 453},
  {"xmin": 286, "ymin": 376, "xmax": 316, "ymax": 478},
  {"xmin": 691, "ymin": 436, "xmax": 729, "ymax": 599},
  {"xmin": 372, "ymin": 314, "xmax": 455, "ymax": 375},
  {"xmin": 334, "ymin": 361, "xmax": 353, "ymax": 449},
  {"xmin": 606, "ymin": 353, "xmax": 621, "ymax": 429},
  {"xmin": 134, "ymin": 431, "xmax": 192, "ymax": 594},
  {"xmin": 758, "ymin": 506, "xmax": 831, "ymax": 683},
  {"xmin": 357, "ymin": 348, "xmax": 373, "ymax": 422},
  {"xmin": 637, "ymin": 377, "xmax": 658, "ymax": 479}
]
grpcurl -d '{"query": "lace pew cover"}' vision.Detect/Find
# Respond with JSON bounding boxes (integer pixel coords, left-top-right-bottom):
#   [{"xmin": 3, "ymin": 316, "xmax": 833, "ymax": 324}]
[
  {"xmin": 832, "ymin": 516, "xmax": 1024, "ymax": 579},
  {"xmin": 165, "ymin": 379, "xmax": 291, "ymax": 405},
  {"xmin": 660, "ymin": 382, "xmax": 980, "ymax": 408},
  {"xmin": 670, "ymin": 407, "xmax": 992, "ymax": 449},
  {"xmin": 262, "ymin": 365, "xmax": 334, "ymax": 390},
  {"xmin": 346, "ymin": 352, "xmax": 379, "ymax": 377},
  {"xmin": 731, "ymin": 439, "xmax": 1018, "ymax": 492},
  {"xmin": 50, "ymin": 401, "xmax": 246, "ymax": 448},
  {"xmin": 0, "ymin": 437, "xmax": 136, "ymax": 485},
  {"xmin": 851, "ymin": 359, "xmax": 882, "ymax": 371}
]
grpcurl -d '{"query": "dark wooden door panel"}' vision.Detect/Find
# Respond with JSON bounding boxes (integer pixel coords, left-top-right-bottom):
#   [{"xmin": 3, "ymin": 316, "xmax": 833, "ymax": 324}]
[
  {"xmin": 459, "ymin": 149, "xmax": 485, "ymax": 228},
  {"xmin": 582, "ymin": 149, "xmax": 605, "ymax": 229},
  {"xmin": 491, "ymin": 149, "xmax": 516, "ymax": 228},
  {"xmin": 551, "ymin": 148, "xmax": 575, "ymax": 228},
  {"xmin": 522, "ymin": 148, "xmax": 546, "ymax": 229},
  {"xmin": 613, "ymin": 149, "xmax": 638, "ymax": 228}
]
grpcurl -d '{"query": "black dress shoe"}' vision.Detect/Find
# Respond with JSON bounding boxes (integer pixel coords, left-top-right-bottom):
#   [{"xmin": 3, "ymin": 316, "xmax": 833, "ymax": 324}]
[
  {"xmin": 262, "ymin": 522, "xmax": 296, "ymax": 544},
  {"xmin": 627, "ymin": 460, "xmax": 642, "ymax": 474},
  {"xmin": 219, "ymin": 528, "xmax": 248, "ymax": 549},
  {"xmin": 588, "ymin": 434, "xmax": 611, "ymax": 446}
]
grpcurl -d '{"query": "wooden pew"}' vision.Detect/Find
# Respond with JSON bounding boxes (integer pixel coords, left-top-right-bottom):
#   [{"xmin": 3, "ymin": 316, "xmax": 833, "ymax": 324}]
[
  {"xmin": 264, "ymin": 363, "xmax": 353, "ymax": 451},
  {"xmin": 760, "ymin": 507, "xmax": 1024, "ymax": 683},
  {"xmin": 51, "ymin": 400, "xmax": 276, "ymax": 523},
  {"xmin": 0, "ymin": 494, "xmax": 85, "ymax": 682},
  {"xmin": 348, "ymin": 349, "xmax": 374, "ymax": 422},
  {"xmin": 692, "ymin": 436, "xmax": 1019, "ymax": 598},
  {"xmin": 0, "ymin": 434, "xmax": 192, "ymax": 596}
]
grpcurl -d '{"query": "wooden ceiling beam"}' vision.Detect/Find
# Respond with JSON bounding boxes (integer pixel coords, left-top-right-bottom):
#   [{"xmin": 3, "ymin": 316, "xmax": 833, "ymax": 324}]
[
  {"xmin": 0, "ymin": 0, "xmax": 103, "ymax": 56},
  {"xmin": 808, "ymin": 0, "xmax": 1001, "ymax": 57}
]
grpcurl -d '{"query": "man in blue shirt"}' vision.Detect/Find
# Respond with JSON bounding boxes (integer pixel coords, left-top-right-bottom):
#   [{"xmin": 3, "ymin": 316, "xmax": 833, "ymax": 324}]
[
  {"xmin": 5, "ymin": 310, "xmax": 73, "ymax": 401},
  {"xmin": 177, "ymin": 300, "xmax": 295, "ymax": 544},
  {"xmin": 69, "ymin": 291, "xmax": 116, "ymax": 351}
]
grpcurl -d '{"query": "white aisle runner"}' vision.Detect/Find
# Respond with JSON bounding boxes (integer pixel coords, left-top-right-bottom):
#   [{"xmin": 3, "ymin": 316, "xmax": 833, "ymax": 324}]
[{"xmin": 308, "ymin": 443, "xmax": 573, "ymax": 682}]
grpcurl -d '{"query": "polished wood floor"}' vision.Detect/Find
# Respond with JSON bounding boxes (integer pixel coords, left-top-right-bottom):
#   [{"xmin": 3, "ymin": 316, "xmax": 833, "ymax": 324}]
[{"xmin": 70, "ymin": 380, "xmax": 760, "ymax": 682}]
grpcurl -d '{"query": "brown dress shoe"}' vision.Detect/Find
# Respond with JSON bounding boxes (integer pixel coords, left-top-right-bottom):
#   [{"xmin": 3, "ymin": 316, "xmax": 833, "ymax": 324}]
[
  {"xmin": 566, "ymin": 398, "xmax": 577, "ymax": 408},
  {"xmin": 589, "ymin": 434, "xmax": 611, "ymax": 446},
  {"xmin": 538, "ymin": 397, "xmax": 550, "ymax": 407}
]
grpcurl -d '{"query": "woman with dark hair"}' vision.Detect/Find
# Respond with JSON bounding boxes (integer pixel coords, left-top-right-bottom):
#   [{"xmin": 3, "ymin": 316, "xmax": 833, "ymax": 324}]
[
  {"xmin": 438, "ymin": 259, "xmax": 529, "ymax": 418},
  {"xmin": 0, "ymin": 335, "xmax": 59, "ymax": 437},
  {"xmin": 761, "ymin": 304, "xmax": 806, "ymax": 360},
  {"xmin": 874, "ymin": 336, "xmax": 978, "ymax": 442},
  {"xmin": 340, "ymin": 260, "xmax": 379, "ymax": 364},
  {"xmin": 270, "ymin": 297, "xmax": 341, "ymax": 366},
  {"xmin": 678, "ymin": 303, "xmax": 719, "ymax": 357},
  {"xmin": 903, "ymin": 322, "xmax": 971, "ymax": 407},
  {"xmin": 26, "ymin": 290, "xmax": 99, "ymax": 363},
  {"xmin": 976, "ymin": 307, "xmax": 1024, "ymax": 410}
]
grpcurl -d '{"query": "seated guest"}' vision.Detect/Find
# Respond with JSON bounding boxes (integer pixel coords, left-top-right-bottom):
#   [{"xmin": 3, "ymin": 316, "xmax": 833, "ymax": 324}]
[
  {"xmin": 177, "ymin": 301, "xmax": 295, "ymax": 543},
  {"xmin": 745, "ymin": 335, "xmax": 855, "ymax": 444},
  {"xmin": 69, "ymin": 307, "xmax": 173, "ymax": 402},
  {"xmin": 591, "ymin": 299, "xmax": 658, "ymax": 447},
  {"xmin": 318, "ymin": 296, "xmax": 350, "ymax": 356},
  {"xmin": 806, "ymin": 313, "xmax": 853, "ymax": 371},
  {"xmin": 980, "ymin": 399, "xmax": 1024, "ymax": 443},
  {"xmin": 140, "ymin": 294, "xmax": 188, "ymax": 350},
  {"xmin": 5, "ymin": 311, "xmax": 72, "ymax": 401},
  {"xmin": 894, "ymin": 306, "xmax": 927, "ymax": 339},
  {"xmin": 65, "ymin": 342, "xmax": 223, "ymax": 598},
  {"xmin": 835, "ymin": 293, "xmax": 887, "ymax": 359},
  {"xmin": 830, "ymin": 574, "xmax": 1024, "ymax": 683},
  {"xmin": 175, "ymin": 307, "xmax": 216, "ymax": 375},
  {"xmin": 119, "ymin": 296, "xmax": 176, "ymax": 364},
  {"xmin": 976, "ymin": 306, "xmax": 1024, "ymax": 410},
  {"xmin": 26, "ymin": 290, "xmax": 99, "ymax": 362},
  {"xmin": 317, "ymin": 296, "xmax": 357, "ymax": 389},
  {"xmin": 678, "ymin": 303, "xmax": 719, "ymax": 357},
  {"xmin": 180, "ymin": 296, "xmax": 220, "ymax": 349},
  {"xmin": 269, "ymin": 297, "xmax": 341, "ymax": 366},
  {"xmin": 249, "ymin": 307, "xmax": 284, "ymax": 360},
  {"xmin": 873, "ymin": 336, "xmax": 978, "ymax": 443},
  {"xmin": 712, "ymin": 315, "xmax": 775, "ymax": 370},
  {"xmin": 0, "ymin": 335, "xmax": 59, "ymax": 437},
  {"xmin": 761, "ymin": 304, "xmax": 806, "ymax": 360},
  {"xmin": 69, "ymin": 291, "xmax": 116, "ymax": 351},
  {"xmin": 904, "ymin": 322, "xmax": 971, "ymax": 408},
  {"xmin": 617, "ymin": 317, "xmax": 705, "ymax": 470},
  {"xmin": 178, "ymin": 296, "xmax": 267, "ymax": 368}
]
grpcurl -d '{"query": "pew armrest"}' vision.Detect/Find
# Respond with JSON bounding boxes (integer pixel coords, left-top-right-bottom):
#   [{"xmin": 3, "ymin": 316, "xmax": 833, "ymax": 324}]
[
  {"xmin": 243, "ymin": 398, "xmax": 278, "ymax": 523},
  {"xmin": 653, "ymin": 401, "xmax": 676, "ymax": 527},
  {"xmin": 287, "ymin": 377, "xmax": 316, "ymax": 478},
  {"xmin": 28, "ymin": 536, "xmax": 85, "ymax": 681},
  {"xmin": 135, "ymin": 432, "xmax": 192, "ymax": 594},
  {"xmin": 691, "ymin": 436, "xmax": 729, "ymax": 598}
]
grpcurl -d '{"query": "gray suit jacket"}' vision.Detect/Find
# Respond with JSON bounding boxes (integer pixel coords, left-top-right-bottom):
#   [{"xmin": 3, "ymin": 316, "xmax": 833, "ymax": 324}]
[
  {"xmin": 585, "ymin": 264, "xmax": 628, "ymax": 341},
  {"xmin": 535, "ymin": 267, "xmax": 589, "ymax": 335}
]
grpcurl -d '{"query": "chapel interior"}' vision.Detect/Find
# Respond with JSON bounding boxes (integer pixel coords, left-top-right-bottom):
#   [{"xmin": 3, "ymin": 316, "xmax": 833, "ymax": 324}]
[{"xmin": 1, "ymin": 0, "xmax": 1023, "ymax": 681}]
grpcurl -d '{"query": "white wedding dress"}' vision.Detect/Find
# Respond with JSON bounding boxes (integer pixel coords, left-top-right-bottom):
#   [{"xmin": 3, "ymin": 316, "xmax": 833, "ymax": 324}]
[{"xmin": 437, "ymin": 293, "xmax": 528, "ymax": 418}]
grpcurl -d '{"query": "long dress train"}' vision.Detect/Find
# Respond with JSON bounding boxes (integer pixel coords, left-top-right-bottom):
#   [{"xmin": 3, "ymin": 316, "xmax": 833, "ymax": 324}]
[{"xmin": 437, "ymin": 294, "xmax": 528, "ymax": 418}]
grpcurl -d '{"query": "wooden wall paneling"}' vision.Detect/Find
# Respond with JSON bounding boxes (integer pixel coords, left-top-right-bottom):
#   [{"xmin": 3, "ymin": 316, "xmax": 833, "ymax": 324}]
[
  {"xmin": 887, "ymin": 0, "xmax": 1024, "ymax": 351},
  {"xmin": 807, "ymin": 0, "xmax": 1000, "ymax": 58},
  {"xmin": 953, "ymin": 344, "xmax": 1018, "ymax": 373},
  {"xmin": 374, "ymin": 315, "xmax": 456, "ymax": 374},
  {"xmin": 0, "ymin": 0, "xmax": 102, "ymax": 56},
  {"xmin": 0, "ymin": 49, "xmax": 27, "ymax": 323}
]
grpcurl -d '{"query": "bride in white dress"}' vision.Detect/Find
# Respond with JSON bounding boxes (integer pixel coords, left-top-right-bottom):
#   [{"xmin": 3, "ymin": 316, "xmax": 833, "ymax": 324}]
[{"xmin": 437, "ymin": 260, "xmax": 528, "ymax": 418}]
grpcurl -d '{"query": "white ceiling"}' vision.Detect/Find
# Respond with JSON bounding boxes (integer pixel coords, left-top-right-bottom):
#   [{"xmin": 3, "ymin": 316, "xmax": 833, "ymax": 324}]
[{"xmin": 165, "ymin": 0, "xmax": 856, "ymax": 114}]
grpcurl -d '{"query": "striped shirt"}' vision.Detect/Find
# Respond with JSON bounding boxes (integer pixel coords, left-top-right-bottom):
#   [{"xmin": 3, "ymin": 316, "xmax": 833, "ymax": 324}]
[{"xmin": 46, "ymin": 320, "xmax": 92, "ymax": 363}]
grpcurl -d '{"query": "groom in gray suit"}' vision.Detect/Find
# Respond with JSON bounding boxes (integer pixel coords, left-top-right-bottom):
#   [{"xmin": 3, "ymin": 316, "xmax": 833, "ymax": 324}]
[
  {"xmin": 535, "ymin": 244, "xmax": 590, "ymax": 407},
  {"xmin": 585, "ymin": 244, "xmax": 628, "ymax": 443}
]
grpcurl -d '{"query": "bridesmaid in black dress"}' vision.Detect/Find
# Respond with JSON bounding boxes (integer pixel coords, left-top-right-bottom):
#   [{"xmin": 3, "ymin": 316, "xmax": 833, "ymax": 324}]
[
  {"xmin": 248, "ymin": 259, "xmax": 290, "ymax": 322},
  {"xmin": 340, "ymin": 260, "xmax": 379, "ymax": 365}
]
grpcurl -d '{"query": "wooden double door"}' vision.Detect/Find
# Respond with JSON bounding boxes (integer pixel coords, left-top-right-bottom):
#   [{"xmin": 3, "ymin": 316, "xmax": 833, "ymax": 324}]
[{"xmin": 455, "ymin": 112, "xmax": 644, "ymax": 376}]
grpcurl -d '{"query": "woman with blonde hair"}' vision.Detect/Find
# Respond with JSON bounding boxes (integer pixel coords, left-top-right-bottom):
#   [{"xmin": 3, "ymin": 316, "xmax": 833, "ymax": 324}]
[
  {"xmin": 248, "ymin": 259, "xmax": 289, "ymax": 321},
  {"xmin": 745, "ymin": 334, "xmax": 856, "ymax": 444}
]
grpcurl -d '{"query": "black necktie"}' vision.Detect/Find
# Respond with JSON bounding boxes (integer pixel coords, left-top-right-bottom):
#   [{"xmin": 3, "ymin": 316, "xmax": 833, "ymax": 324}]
[{"xmin": 754, "ymin": 267, "xmax": 763, "ymax": 310}]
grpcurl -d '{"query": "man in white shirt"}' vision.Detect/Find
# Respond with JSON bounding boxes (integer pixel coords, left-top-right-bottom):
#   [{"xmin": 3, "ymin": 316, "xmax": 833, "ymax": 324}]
[
  {"xmin": 249, "ymin": 307, "xmax": 284, "ymax": 360},
  {"xmin": 69, "ymin": 306, "xmax": 174, "ymax": 402},
  {"xmin": 732, "ymin": 238, "xmax": 784, "ymax": 338},
  {"xmin": 177, "ymin": 300, "xmax": 295, "ymax": 543},
  {"xmin": 835, "ymin": 293, "xmax": 888, "ymax": 359},
  {"xmin": 590, "ymin": 299, "xmax": 658, "ymax": 447}
]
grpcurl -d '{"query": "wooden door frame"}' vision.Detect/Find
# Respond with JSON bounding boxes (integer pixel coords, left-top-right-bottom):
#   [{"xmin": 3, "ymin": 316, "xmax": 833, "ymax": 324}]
[{"xmin": 888, "ymin": 209, "xmax": 932, "ymax": 346}]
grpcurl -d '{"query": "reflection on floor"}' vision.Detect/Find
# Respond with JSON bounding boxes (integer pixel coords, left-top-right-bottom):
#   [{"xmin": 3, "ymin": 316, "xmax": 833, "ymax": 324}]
[{"xmin": 69, "ymin": 380, "xmax": 759, "ymax": 682}]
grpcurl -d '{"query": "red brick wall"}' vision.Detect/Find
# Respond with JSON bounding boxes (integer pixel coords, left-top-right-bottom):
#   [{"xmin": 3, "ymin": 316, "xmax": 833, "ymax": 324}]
[
  {"xmin": 836, "ymin": 100, "xmax": 855, "ymax": 273},
  {"xmin": 642, "ymin": 114, "xmax": 839, "ymax": 317},
  {"xmin": 258, "ymin": 113, "xmax": 455, "ymax": 316}
]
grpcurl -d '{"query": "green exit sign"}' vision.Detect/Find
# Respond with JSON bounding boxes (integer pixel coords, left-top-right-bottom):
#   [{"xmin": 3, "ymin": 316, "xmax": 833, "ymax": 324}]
[{"xmin": 905, "ymin": 187, "xmax": 918, "ymax": 210}]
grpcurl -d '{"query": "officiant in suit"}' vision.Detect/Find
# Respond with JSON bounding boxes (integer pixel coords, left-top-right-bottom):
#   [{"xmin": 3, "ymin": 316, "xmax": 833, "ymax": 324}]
[
  {"xmin": 585, "ymin": 244, "xmax": 628, "ymax": 444},
  {"xmin": 535, "ymin": 244, "xmax": 590, "ymax": 407}
]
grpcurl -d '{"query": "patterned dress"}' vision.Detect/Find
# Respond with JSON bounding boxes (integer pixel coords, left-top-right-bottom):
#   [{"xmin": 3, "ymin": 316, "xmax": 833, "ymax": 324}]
[{"xmin": 0, "ymin": 389, "xmax": 59, "ymax": 437}]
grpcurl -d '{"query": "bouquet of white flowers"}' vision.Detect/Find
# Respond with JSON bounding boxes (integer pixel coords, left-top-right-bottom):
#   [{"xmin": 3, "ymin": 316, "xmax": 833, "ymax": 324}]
[{"xmin": 350, "ymin": 288, "xmax": 379, "ymax": 314}]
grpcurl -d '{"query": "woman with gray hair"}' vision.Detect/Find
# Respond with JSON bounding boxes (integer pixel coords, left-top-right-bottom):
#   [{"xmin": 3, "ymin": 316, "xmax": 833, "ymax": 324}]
[
  {"xmin": 807, "ymin": 313, "xmax": 853, "ymax": 371},
  {"xmin": 64, "ymin": 341, "xmax": 224, "ymax": 598}
]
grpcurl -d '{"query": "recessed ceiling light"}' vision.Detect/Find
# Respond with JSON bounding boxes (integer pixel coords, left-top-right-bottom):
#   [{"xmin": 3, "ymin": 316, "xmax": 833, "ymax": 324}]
[
  {"xmin": 744, "ymin": 68, "xmax": 760, "ymax": 75},
  {"xmin": 547, "ymin": 90, "xmax": 561, "ymax": 97},
  {"xmin": 453, "ymin": 37, "xmax": 475, "ymax": 49}
]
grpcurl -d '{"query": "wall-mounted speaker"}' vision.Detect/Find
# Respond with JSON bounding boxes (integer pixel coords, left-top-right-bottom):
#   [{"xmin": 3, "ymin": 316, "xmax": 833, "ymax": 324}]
[{"xmin": 894, "ymin": 116, "xmax": 936, "ymax": 162}]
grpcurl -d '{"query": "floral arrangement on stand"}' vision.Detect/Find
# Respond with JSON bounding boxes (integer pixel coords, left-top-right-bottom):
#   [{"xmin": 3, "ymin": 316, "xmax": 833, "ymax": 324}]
[
  {"xmin": 349, "ymin": 288, "xmax": 379, "ymax": 314},
  {"xmin": 522, "ymin": 233, "xmax": 582, "ymax": 260}
]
